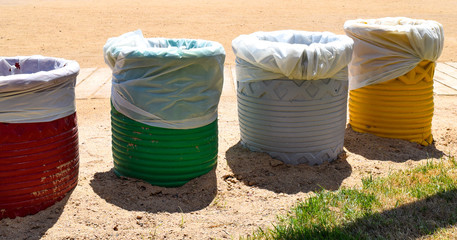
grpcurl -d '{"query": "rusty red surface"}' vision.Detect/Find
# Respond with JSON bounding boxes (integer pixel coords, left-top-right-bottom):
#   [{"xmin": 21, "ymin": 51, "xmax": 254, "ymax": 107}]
[{"xmin": 0, "ymin": 113, "xmax": 79, "ymax": 219}]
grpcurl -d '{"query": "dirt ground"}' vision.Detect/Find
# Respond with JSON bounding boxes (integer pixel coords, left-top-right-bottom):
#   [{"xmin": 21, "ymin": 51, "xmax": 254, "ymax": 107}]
[{"xmin": 1, "ymin": 0, "xmax": 457, "ymax": 239}]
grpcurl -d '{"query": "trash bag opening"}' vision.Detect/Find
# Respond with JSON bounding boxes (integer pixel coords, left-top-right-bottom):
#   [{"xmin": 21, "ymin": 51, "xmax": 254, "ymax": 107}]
[
  {"xmin": 0, "ymin": 56, "xmax": 78, "ymax": 77},
  {"xmin": 344, "ymin": 17, "xmax": 443, "ymax": 33},
  {"xmin": 147, "ymin": 38, "xmax": 219, "ymax": 50},
  {"xmin": 112, "ymin": 38, "xmax": 225, "ymax": 59},
  {"xmin": 0, "ymin": 56, "xmax": 80, "ymax": 93},
  {"xmin": 232, "ymin": 30, "xmax": 353, "ymax": 81},
  {"xmin": 104, "ymin": 30, "xmax": 225, "ymax": 66},
  {"xmin": 253, "ymin": 30, "xmax": 351, "ymax": 47}
]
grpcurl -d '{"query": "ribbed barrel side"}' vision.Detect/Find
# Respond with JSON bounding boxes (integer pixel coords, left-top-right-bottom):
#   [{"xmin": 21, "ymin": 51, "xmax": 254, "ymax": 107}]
[
  {"xmin": 0, "ymin": 113, "xmax": 79, "ymax": 219},
  {"xmin": 237, "ymin": 78, "xmax": 348, "ymax": 165},
  {"xmin": 349, "ymin": 61, "xmax": 435, "ymax": 146},
  {"xmin": 111, "ymin": 106, "xmax": 218, "ymax": 187}
]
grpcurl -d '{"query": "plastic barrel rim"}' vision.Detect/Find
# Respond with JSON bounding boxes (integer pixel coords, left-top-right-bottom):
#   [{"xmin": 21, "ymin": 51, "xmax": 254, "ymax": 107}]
[
  {"xmin": 111, "ymin": 105, "xmax": 218, "ymax": 187},
  {"xmin": 349, "ymin": 61, "xmax": 435, "ymax": 146}
]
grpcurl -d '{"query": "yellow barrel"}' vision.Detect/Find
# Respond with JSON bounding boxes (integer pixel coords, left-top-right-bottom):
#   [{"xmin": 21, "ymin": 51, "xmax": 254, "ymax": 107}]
[{"xmin": 349, "ymin": 60, "xmax": 435, "ymax": 146}]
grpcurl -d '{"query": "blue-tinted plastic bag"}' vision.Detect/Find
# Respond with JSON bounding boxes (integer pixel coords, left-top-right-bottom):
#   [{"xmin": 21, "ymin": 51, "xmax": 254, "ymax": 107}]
[{"xmin": 104, "ymin": 30, "xmax": 225, "ymax": 129}]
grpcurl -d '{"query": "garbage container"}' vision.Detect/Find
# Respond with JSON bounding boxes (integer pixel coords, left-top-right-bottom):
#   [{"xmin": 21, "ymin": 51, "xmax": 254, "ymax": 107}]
[
  {"xmin": 0, "ymin": 56, "xmax": 80, "ymax": 219},
  {"xmin": 344, "ymin": 17, "xmax": 444, "ymax": 145},
  {"xmin": 104, "ymin": 30, "xmax": 225, "ymax": 187},
  {"xmin": 232, "ymin": 30, "xmax": 353, "ymax": 165}
]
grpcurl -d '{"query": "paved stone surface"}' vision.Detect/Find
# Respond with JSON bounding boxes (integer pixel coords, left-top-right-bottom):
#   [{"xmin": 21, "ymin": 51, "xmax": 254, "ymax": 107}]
[
  {"xmin": 75, "ymin": 68, "xmax": 112, "ymax": 99},
  {"xmin": 435, "ymin": 62, "xmax": 457, "ymax": 95},
  {"xmin": 75, "ymin": 63, "xmax": 457, "ymax": 100}
]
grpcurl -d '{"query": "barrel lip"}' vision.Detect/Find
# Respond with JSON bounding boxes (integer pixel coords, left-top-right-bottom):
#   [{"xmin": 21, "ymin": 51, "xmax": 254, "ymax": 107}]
[
  {"xmin": 110, "ymin": 38, "xmax": 226, "ymax": 59},
  {"xmin": 104, "ymin": 30, "xmax": 225, "ymax": 61},
  {"xmin": 0, "ymin": 55, "xmax": 79, "ymax": 93},
  {"xmin": 344, "ymin": 17, "xmax": 443, "ymax": 33},
  {"xmin": 232, "ymin": 30, "xmax": 353, "ymax": 81},
  {"xmin": 234, "ymin": 30, "xmax": 352, "ymax": 48}
]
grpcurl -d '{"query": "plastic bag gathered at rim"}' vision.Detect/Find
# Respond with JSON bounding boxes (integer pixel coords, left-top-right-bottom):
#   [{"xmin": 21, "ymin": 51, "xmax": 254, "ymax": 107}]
[
  {"xmin": 103, "ymin": 30, "xmax": 225, "ymax": 129},
  {"xmin": 232, "ymin": 30, "xmax": 354, "ymax": 82},
  {"xmin": 344, "ymin": 17, "xmax": 444, "ymax": 90},
  {"xmin": 0, "ymin": 56, "xmax": 79, "ymax": 123}
]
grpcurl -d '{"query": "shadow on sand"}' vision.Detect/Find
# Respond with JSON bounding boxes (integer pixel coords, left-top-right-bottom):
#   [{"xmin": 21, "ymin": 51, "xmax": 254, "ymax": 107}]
[
  {"xmin": 0, "ymin": 189, "xmax": 74, "ymax": 240},
  {"xmin": 226, "ymin": 141, "xmax": 352, "ymax": 194},
  {"xmin": 90, "ymin": 168, "xmax": 217, "ymax": 213},
  {"xmin": 344, "ymin": 126, "xmax": 444, "ymax": 162}
]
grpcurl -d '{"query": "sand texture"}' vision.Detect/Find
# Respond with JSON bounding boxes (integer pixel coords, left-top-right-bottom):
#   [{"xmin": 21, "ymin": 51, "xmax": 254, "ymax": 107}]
[{"xmin": 1, "ymin": 0, "xmax": 457, "ymax": 239}]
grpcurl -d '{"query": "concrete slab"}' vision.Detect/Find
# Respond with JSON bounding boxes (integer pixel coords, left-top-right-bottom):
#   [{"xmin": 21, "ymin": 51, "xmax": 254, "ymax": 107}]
[
  {"xmin": 222, "ymin": 65, "xmax": 235, "ymax": 97},
  {"xmin": 76, "ymin": 68, "xmax": 97, "ymax": 86},
  {"xmin": 75, "ymin": 68, "xmax": 111, "ymax": 99},
  {"xmin": 434, "ymin": 63, "xmax": 457, "ymax": 94},
  {"xmin": 92, "ymin": 80, "xmax": 112, "ymax": 99},
  {"xmin": 434, "ymin": 80, "xmax": 457, "ymax": 95},
  {"xmin": 437, "ymin": 62, "xmax": 457, "ymax": 77},
  {"xmin": 445, "ymin": 62, "xmax": 457, "ymax": 69},
  {"xmin": 231, "ymin": 65, "xmax": 238, "ymax": 91},
  {"xmin": 434, "ymin": 71, "xmax": 457, "ymax": 90}
]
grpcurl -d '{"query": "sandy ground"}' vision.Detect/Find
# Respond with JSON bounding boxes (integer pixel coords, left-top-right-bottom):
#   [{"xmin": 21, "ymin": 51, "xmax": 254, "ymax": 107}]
[
  {"xmin": 1, "ymin": 0, "xmax": 457, "ymax": 67},
  {"xmin": 1, "ymin": 0, "xmax": 457, "ymax": 239}
]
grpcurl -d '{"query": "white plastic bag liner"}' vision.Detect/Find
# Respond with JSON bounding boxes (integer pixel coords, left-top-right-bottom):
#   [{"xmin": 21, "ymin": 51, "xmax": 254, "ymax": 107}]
[
  {"xmin": 104, "ymin": 30, "xmax": 225, "ymax": 129},
  {"xmin": 232, "ymin": 30, "xmax": 353, "ymax": 82},
  {"xmin": 344, "ymin": 17, "xmax": 444, "ymax": 90},
  {"xmin": 0, "ymin": 56, "xmax": 79, "ymax": 123}
]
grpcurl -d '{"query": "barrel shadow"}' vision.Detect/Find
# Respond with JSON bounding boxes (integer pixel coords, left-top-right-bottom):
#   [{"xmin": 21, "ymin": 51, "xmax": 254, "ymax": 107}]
[
  {"xmin": 0, "ymin": 189, "xmax": 74, "ymax": 240},
  {"xmin": 344, "ymin": 126, "xmax": 444, "ymax": 161},
  {"xmin": 226, "ymin": 141, "xmax": 352, "ymax": 194},
  {"xmin": 90, "ymin": 168, "xmax": 217, "ymax": 213}
]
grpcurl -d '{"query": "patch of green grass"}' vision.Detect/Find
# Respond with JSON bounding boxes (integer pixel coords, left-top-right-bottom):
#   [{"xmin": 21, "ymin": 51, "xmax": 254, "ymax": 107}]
[{"xmin": 245, "ymin": 157, "xmax": 457, "ymax": 240}]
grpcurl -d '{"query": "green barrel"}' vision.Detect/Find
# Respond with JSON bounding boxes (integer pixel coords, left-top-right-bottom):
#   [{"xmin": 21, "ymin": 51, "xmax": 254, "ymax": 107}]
[
  {"xmin": 111, "ymin": 105, "xmax": 218, "ymax": 187},
  {"xmin": 104, "ymin": 31, "xmax": 225, "ymax": 187}
]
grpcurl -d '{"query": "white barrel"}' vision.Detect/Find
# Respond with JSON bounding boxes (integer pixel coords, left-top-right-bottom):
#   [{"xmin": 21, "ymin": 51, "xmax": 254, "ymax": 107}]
[
  {"xmin": 232, "ymin": 30, "xmax": 353, "ymax": 165},
  {"xmin": 237, "ymin": 78, "xmax": 348, "ymax": 165}
]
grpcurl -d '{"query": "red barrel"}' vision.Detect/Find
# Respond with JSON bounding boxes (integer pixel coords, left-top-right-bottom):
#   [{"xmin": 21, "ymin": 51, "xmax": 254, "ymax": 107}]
[
  {"xmin": 0, "ymin": 112, "xmax": 79, "ymax": 219},
  {"xmin": 0, "ymin": 56, "xmax": 80, "ymax": 219}
]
